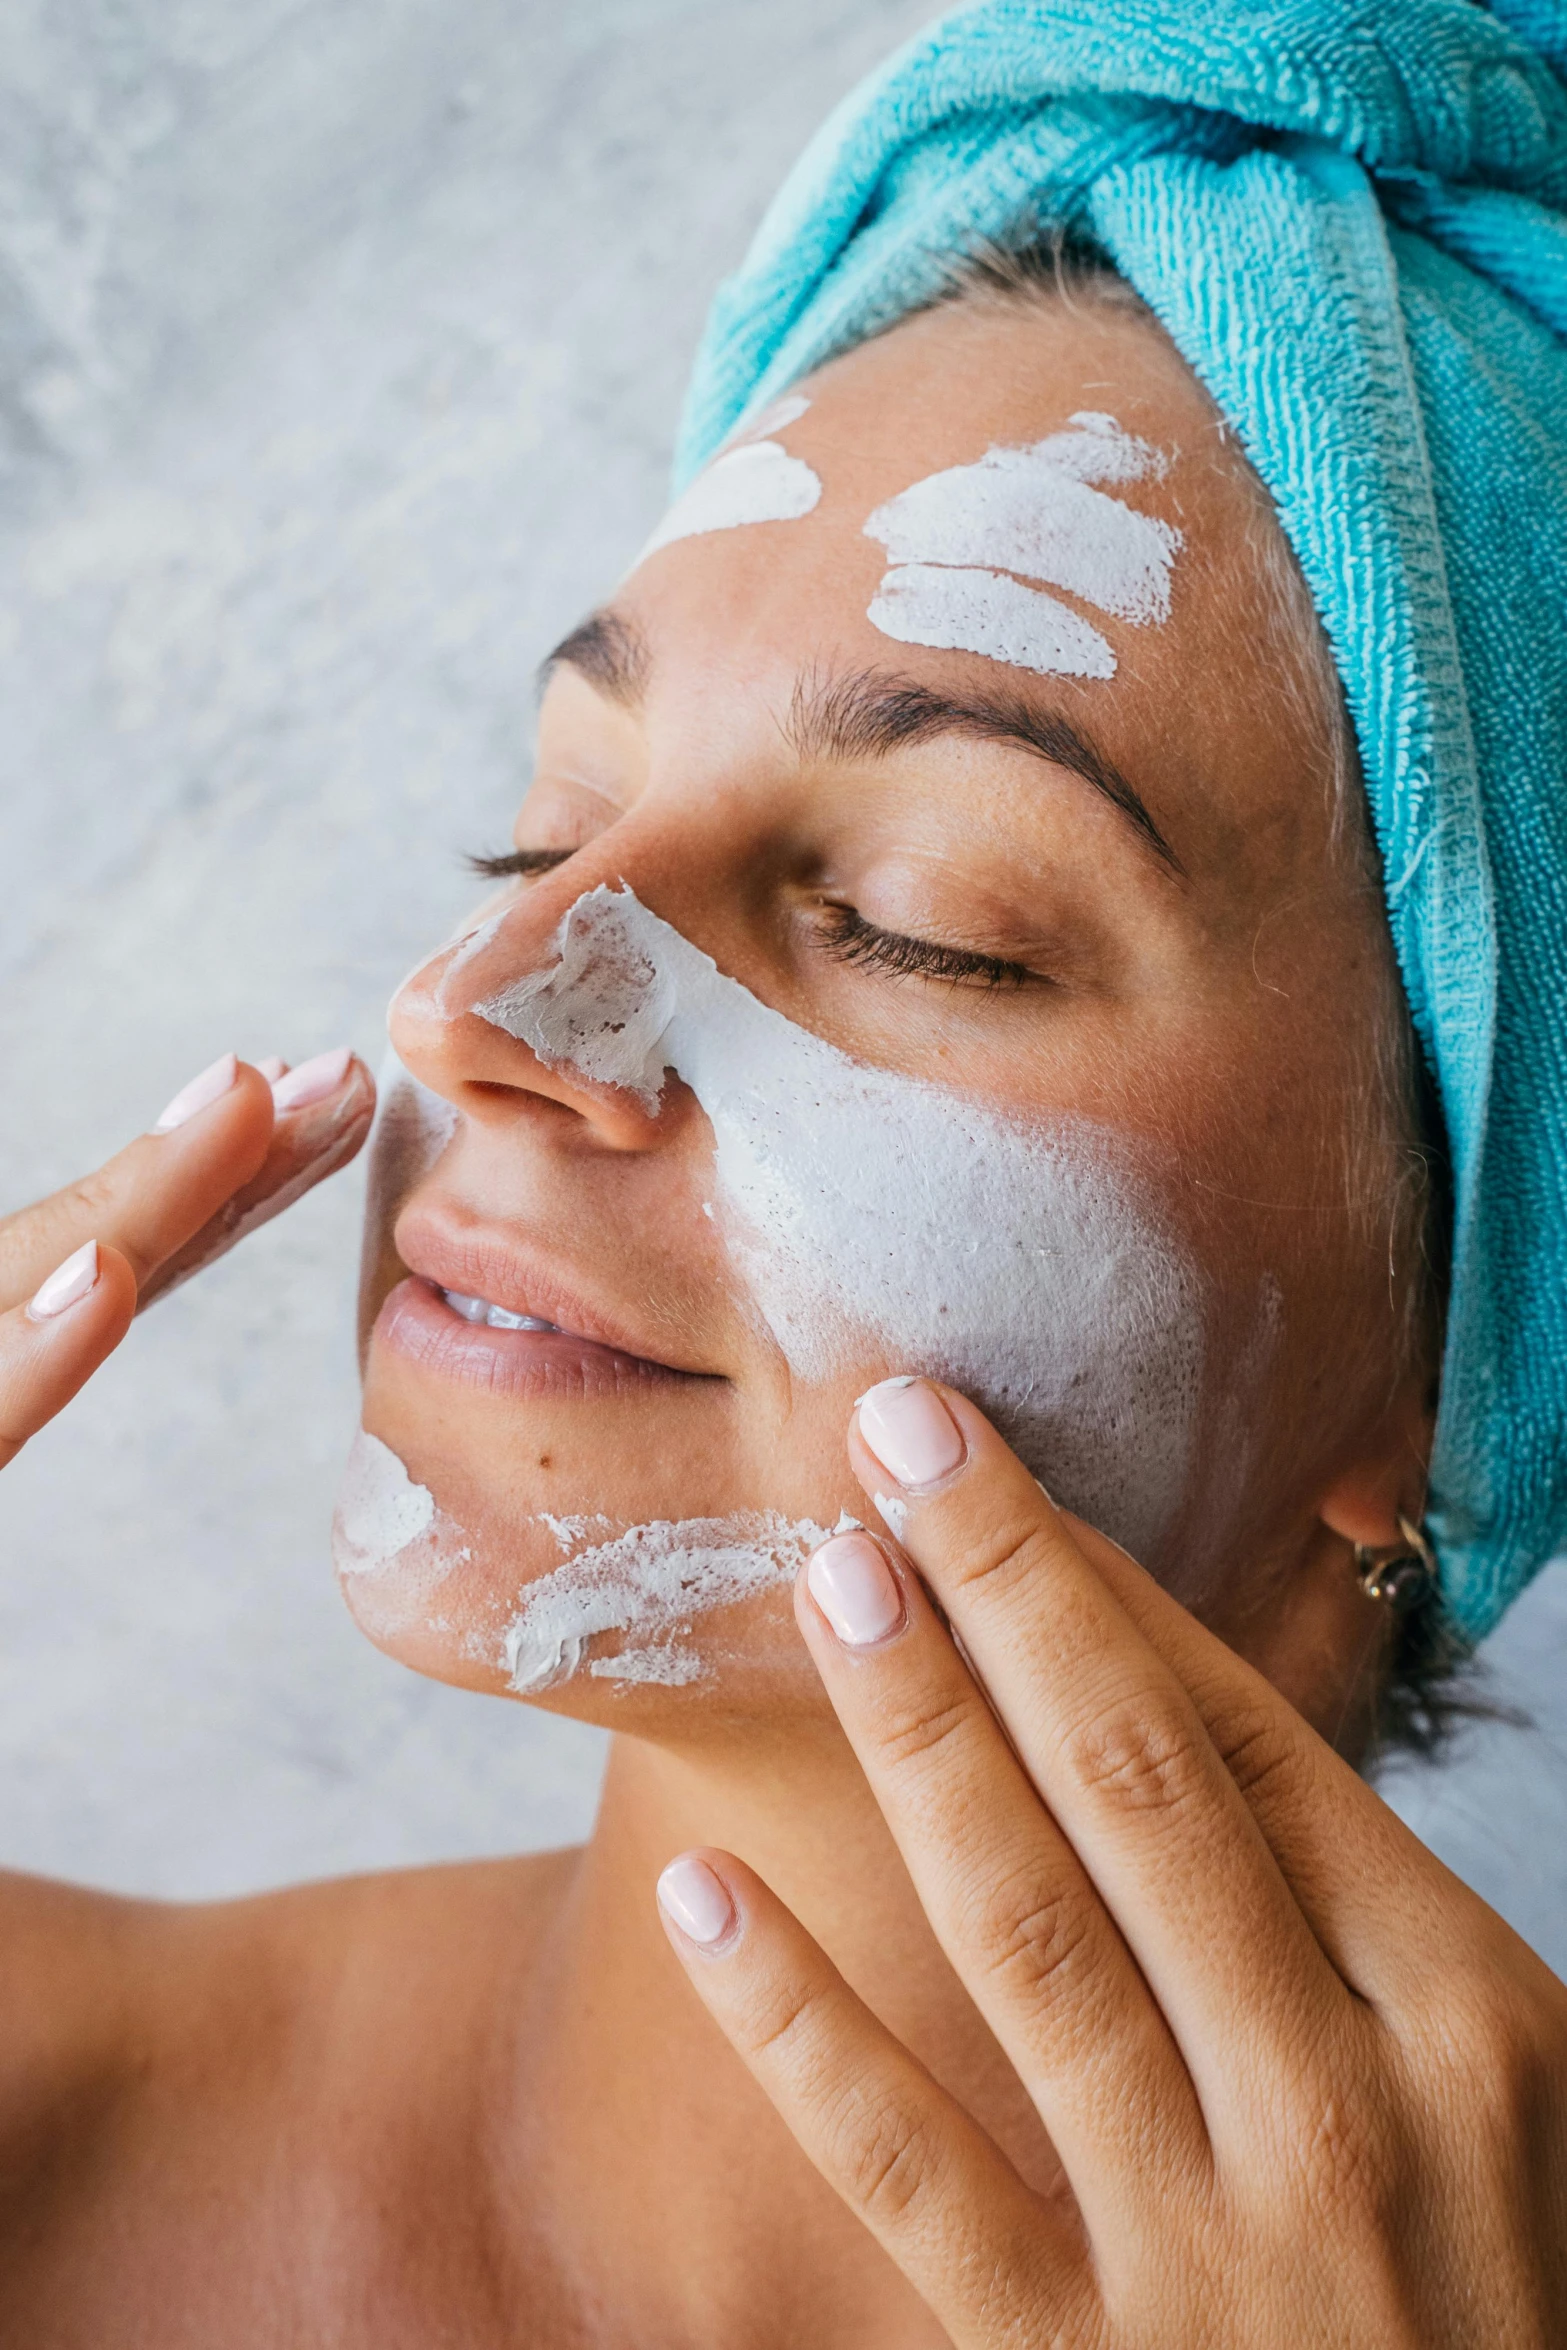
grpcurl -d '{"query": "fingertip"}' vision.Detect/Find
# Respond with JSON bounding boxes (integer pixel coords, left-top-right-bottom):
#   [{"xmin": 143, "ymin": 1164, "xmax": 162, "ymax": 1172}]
[
  {"xmin": 656, "ymin": 1850, "xmax": 742, "ymax": 1953},
  {"xmin": 94, "ymin": 1241, "xmax": 141, "ymax": 1325},
  {"xmin": 269, "ymin": 1044, "xmax": 354, "ymax": 1115}
]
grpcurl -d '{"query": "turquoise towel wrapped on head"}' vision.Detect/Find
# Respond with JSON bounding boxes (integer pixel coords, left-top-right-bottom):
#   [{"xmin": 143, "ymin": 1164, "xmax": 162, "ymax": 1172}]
[{"xmin": 677, "ymin": 0, "xmax": 1567, "ymax": 1644}]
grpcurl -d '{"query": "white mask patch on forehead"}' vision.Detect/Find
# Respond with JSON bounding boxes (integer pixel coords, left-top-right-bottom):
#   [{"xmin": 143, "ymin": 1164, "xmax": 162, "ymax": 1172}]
[
  {"xmin": 863, "ymin": 411, "xmax": 1182, "ymax": 679},
  {"xmin": 724, "ymin": 391, "xmax": 812, "ymax": 446},
  {"xmin": 478, "ymin": 885, "xmax": 1206, "ymax": 1561},
  {"xmin": 638, "ymin": 404, "xmax": 821, "ymax": 562},
  {"xmin": 869, "ymin": 561, "xmax": 1118, "ymax": 680}
]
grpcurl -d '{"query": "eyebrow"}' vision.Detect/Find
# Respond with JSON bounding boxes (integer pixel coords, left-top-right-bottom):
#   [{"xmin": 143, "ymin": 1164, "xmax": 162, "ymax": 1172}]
[
  {"xmin": 543, "ymin": 612, "xmax": 1182, "ymax": 875},
  {"xmin": 539, "ymin": 609, "xmax": 650, "ymax": 706},
  {"xmin": 787, "ymin": 667, "xmax": 1184, "ymax": 874}
]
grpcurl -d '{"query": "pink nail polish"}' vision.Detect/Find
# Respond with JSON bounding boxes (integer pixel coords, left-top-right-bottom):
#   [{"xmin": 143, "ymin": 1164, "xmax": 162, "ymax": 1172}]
[
  {"xmin": 657, "ymin": 1855, "xmax": 736, "ymax": 1947},
  {"xmin": 806, "ymin": 1531, "xmax": 904, "ymax": 1646},
  {"xmin": 271, "ymin": 1046, "xmax": 352, "ymax": 1113},
  {"xmin": 857, "ymin": 1377, "xmax": 966, "ymax": 1490},
  {"xmin": 27, "ymin": 1239, "xmax": 100, "ymax": 1321},
  {"xmin": 254, "ymin": 1055, "xmax": 287, "ymax": 1083},
  {"xmin": 152, "ymin": 1052, "xmax": 239, "ymax": 1134}
]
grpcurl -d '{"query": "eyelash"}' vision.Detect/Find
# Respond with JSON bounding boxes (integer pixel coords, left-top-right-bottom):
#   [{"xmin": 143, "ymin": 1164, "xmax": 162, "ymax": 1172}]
[
  {"xmin": 466, "ymin": 846, "xmax": 575, "ymax": 880},
  {"xmin": 814, "ymin": 903, "xmax": 1032, "ymax": 991},
  {"xmin": 464, "ymin": 849, "xmax": 1034, "ymax": 993}
]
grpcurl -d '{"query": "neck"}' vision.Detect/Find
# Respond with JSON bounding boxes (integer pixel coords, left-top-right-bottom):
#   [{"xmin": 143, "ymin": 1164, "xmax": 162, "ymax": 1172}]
[{"xmin": 504, "ymin": 1712, "xmax": 1053, "ymax": 2347}]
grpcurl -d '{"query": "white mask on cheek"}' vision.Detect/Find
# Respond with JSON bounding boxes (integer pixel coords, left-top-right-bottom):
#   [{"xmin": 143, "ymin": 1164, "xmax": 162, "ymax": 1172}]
[{"xmin": 477, "ymin": 885, "xmax": 1207, "ymax": 1564}]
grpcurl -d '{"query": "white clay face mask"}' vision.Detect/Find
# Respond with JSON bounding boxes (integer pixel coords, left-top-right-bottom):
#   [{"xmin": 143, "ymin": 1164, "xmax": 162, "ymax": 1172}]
[
  {"xmin": 637, "ymin": 394, "xmax": 820, "ymax": 561},
  {"xmin": 477, "ymin": 885, "xmax": 1207, "ymax": 1567},
  {"xmin": 333, "ymin": 1428, "xmax": 835, "ymax": 1691},
  {"xmin": 863, "ymin": 411, "xmax": 1182, "ymax": 678},
  {"xmin": 502, "ymin": 1509, "xmax": 835, "ymax": 1692}
]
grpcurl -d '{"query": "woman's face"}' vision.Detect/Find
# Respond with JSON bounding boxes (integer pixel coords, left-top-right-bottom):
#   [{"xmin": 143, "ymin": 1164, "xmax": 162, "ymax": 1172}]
[{"xmin": 343, "ymin": 292, "xmax": 1425, "ymax": 1739}]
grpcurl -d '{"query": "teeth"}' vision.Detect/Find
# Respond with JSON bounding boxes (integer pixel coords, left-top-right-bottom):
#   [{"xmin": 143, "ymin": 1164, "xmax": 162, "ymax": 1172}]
[{"xmin": 440, "ymin": 1288, "xmax": 560, "ymax": 1333}]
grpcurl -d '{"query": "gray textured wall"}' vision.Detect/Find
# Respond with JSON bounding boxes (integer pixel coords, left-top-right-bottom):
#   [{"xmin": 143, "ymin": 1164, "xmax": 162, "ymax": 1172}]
[{"xmin": 2, "ymin": 0, "xmax": 1564, "ymax": 1975}]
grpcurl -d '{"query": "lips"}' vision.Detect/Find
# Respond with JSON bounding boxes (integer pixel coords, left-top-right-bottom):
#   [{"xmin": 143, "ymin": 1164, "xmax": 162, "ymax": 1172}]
[
  {"xmin": 376, "ymin": 1200, "xmax": 710, "ymax": 1400},
  {"xmin": 373, "ymin": 1276, "xmax": 688, "ymax": 1403}
]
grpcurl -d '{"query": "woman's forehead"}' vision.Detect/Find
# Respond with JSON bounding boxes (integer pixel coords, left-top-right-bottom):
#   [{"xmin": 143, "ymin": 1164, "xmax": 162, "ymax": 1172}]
[{"xmin": 569, "ymin": 299, "xmax": 1345, "ymax": 900}]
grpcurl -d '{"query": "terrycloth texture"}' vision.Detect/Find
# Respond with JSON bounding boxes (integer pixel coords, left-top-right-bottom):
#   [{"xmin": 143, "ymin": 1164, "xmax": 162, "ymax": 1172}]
[{"xmin": 676, "ymin": 0, "xmax": 1567, "ymax": 1643}]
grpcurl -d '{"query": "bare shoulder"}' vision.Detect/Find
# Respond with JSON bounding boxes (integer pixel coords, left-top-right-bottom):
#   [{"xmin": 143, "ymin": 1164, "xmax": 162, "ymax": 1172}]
[
  {"xmin": 0, "ymin": 1843, "xmax": 581, "ymax": 2083},
  {"xmin": 0, "ymin": 1846, "xmax": 584, "ymax": 2301},
  {"xmin": 0, "ymin": 1868, "xmax": 153, "ymax": 2143}
]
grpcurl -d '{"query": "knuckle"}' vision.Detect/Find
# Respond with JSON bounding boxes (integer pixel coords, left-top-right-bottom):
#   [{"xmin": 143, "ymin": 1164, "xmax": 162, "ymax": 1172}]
[
  {"xmin": 1293, "ymin": 2081, "xmax": 1392, "ymax": 2221},
  {"xmin": 730, "ymin": 1973, "xmax": 952, "ymax": 2238},
  {"xmin": 732, "ymin": 1969, "xmax": 825, "ymax": 2072},
  {"xmin": 1061, "ymin": 1688, "xmax": 1208, "ymax": 1822},
  {"xmin": 1428, "ymin": 1968, "xmax": 1563, "ymax": 2145},
  {"xmin": 944, "ymin": 1508, "xmax": 1057, "ymax": 1609},
  {"xmin": 61, "ymin": 1169, "xmax": 121, "ymax": 1227},
  {"xmin": 960, "ymin": 1862, "xmax": 1096, "ymax": 2009},
  {"xmin": 829, "ymin": 2087, "xmax": 946, "ymax": 2229},
  {"xmin": 1208, "ymin": 1701, "xmax": 1302, "ymax": 1810},
  {"xmin": 873, "ymin": 1682, "xmax": 979, "ymax": 1776}
]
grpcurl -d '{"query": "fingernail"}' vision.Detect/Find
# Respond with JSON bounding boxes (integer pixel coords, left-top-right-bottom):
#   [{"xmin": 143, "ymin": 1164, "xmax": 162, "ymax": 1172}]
[
  {"xmin": 806, "ymin": 1530, "xmax": 905, "ymax": 1646},
  {"xmin": 857, "ymin": 1377, "xmax": 966, "ymax": 1490},
  {"xmin": 271, "ymin": 1046, "xmax": 352, "ymax": 1113},
  {"xmin": 152, "ymin": 1052, "xmax": 239, "ymax": 1133},
  {"xmin": 255, "ymin": 1055, "xmax": 287, "ymax": 1083},
  {"xmin": 657, "ymin": 1855, "xmax": 736, "ymax": 1947},
  {"xmin": 27, "ymin": 1239, "xmax": 100, "ymax": 1321}
]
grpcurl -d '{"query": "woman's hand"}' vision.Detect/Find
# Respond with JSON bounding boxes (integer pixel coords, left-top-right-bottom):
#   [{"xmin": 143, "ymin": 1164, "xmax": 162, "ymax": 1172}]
[
  {"xmin": 0, "ymin": 1047, "xmax": 373, "ymax": 1472},
  {"xmin": 656, "ymin": 1379, "xmax": 1567, "ymax": 2345}
]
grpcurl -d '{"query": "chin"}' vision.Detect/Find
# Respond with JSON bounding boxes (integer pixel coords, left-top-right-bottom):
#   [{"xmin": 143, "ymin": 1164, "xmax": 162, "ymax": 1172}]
[
  {"xmin": 334, "ymin": 1282, "xmax": 864, "ymax": 1731},
  {"xmin": 336, "ymin": 1537, "xmax": 831, "ymax": 1739}
]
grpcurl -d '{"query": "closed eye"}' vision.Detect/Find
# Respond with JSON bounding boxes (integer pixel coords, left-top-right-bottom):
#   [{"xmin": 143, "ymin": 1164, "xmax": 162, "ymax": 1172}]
[
  {"xmin": 466, "ymin": 846, "xmax": 577, "ymax": 880},
  {"xmin": 814, "ymin": 903, "xmax": 1034, "ymax": 991},
  {"xmin": 466, "ymin": 852, "xmax": 1037, "ymax": 991}
]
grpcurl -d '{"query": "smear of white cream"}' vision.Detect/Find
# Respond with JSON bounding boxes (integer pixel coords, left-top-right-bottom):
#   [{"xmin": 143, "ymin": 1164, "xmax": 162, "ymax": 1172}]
[
  {"xmin": 868, "ymin": 562, "xmax": 1118, "ymax": 680},
  {"xmin": 863, "ymin": 411, "xmax": 1182, "ymax": 679},
  {"xmin": 540, "ymin": 1511, "xmax": 611, "ymax": 1553},
  {"xmin": 503, "ymin": 1511, "xmax": 831, "ymax": 1693},
  {"xmin": 478, "ymin": 886, "xmax": 1205, "ymax": 1560},
  {"xmin": 638, "ymin": 411, "xmax": 820, "ymax": 561},
  {"xmin": 873, "ymin": 1493, "xmax": 908, "ymax": 1543},
  {"xmin": 722, "ymin": 392, "xmax": 812, "ymax": 447},
  {"xmin": 333, "ymin": 1430, "xmax": 435, "ymax": 1573},
  {"xmin": 332, "ymin": 1428, "xmax": 469, "ymax": 1649},
  {"xmin": 361, "ymin": 1045, "xmax": 457, "ymax": 1233}
]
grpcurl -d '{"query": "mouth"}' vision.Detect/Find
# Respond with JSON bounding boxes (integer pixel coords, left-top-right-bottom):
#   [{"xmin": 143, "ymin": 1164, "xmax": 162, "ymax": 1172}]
[
  {"xmin": 437, "ymin": 1287, "xmax": 564, "ymax": 1333},
  {"xmin": 373, "ymin": 1204, "xmax": 711, "ymax": 1402},
  {"xmin": 374, "ymin": 1277, "xmax": 694, "ymax": 1402}
]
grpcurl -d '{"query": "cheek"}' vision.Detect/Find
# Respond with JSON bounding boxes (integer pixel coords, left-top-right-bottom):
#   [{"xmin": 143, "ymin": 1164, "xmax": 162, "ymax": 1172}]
[{"xmin": 488, "ymin": 885, "xmax": 1215, "ymax": 1566}]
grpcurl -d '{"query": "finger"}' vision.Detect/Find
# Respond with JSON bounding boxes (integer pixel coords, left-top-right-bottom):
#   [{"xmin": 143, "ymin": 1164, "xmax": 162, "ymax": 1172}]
[
  {"xmin": 139, "ymin": 1050, "xmax": 374, "ymax": 1306},
  {"xmin": 656, "ymin": 1850, "xmax": 1093, "ymax": 2350},
  {"xmin": 796, "ymin": 1528, "xmax": 1205, "ymax": 2246},
  {"xmin": 0, "ymin": 1241, "xmax": 137, "ymax": 1469},
  {"xmin": 1055, "ymin": 1507, "xmax": 1454, "ymax": 2007},
  {"xmin": 0, "ymin": 1049, "xmax": 371, "ymax": 1313},
  {"xmin": 0, "ymin": 1054, "xmax": 274, "ymax": 1308},
  {"xmin": 850, "ymin": 1380, "xmax": 1348, "ymax": 2139}
]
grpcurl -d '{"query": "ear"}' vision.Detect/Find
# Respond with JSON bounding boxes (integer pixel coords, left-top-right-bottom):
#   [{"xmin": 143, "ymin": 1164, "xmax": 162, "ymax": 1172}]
[{"xmin": 1315, "ymin": 1369, "xmax": 1436, "ymax": 1552}]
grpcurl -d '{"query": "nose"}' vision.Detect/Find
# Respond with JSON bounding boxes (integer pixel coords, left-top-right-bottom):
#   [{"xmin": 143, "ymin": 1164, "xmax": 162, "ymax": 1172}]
[{"xmin": 388, "ymin": 864, "xmax": 676, "ymax": 1154}]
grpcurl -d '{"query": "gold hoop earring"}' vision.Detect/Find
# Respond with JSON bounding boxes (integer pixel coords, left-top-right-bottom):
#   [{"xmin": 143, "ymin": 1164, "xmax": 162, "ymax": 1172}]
[{"xmin": 1355, "ymin": 1514, "xmax": 1437, "ymax": 1608}]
